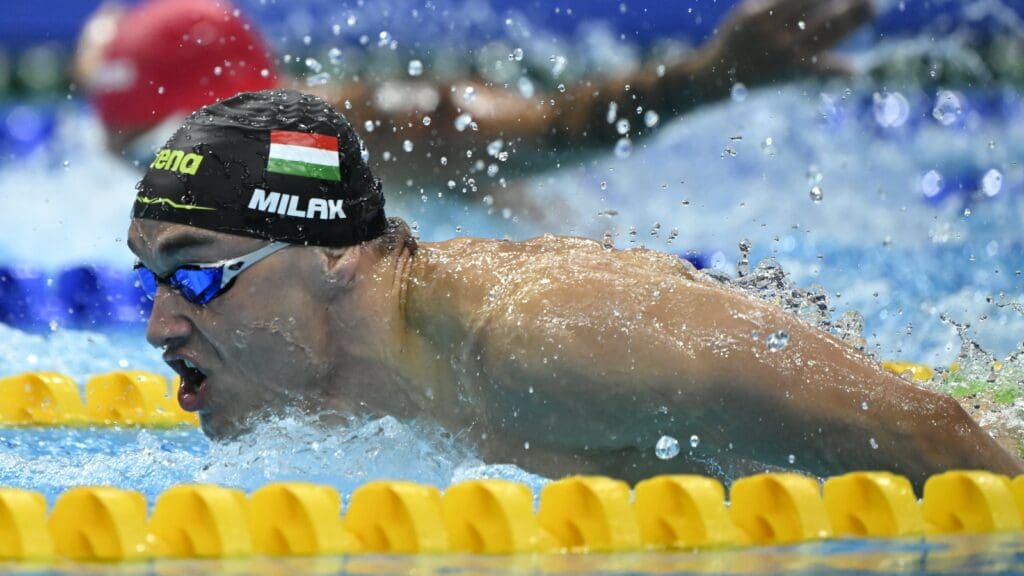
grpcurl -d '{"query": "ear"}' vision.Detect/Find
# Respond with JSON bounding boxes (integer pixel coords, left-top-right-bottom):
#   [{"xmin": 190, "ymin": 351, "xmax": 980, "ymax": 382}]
[{"xmin": 309, "ymin": 245, "xmax": 363, "ymax": 298}]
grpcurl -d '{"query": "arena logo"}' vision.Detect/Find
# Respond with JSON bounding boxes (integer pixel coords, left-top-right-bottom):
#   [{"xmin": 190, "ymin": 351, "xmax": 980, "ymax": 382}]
[
  {"xmin": 149, "ymin": 149, "xmax": 204, "ymax": 175},
  {"xmin": 247, "ymin": 188, "xmax": 345, "ymax": 220}
]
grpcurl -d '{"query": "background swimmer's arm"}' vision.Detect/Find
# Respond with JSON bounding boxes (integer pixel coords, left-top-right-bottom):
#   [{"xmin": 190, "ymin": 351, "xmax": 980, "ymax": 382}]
[
  {"xmin": 476, "ymin": 261, "xmax": 1021, "ymax": 487},
  {"xmin": 316, "ymin": 0, "xmax": 872, "ymax": 157},
  {"xmin": 519, "ymin": 0, "xmax": 875, "ymax": 147}
]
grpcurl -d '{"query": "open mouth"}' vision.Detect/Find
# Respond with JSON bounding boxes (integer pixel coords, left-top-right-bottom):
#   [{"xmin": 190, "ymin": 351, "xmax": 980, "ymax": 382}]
[{"xmin": 169, "ymin": 358, "xmax": 208, "ymax": 412}]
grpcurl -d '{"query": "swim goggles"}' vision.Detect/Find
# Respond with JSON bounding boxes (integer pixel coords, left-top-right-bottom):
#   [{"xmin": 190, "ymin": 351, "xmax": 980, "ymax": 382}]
[{"xmin": 134, "ymin": 242, "xmax": 290, "ymax": 305}]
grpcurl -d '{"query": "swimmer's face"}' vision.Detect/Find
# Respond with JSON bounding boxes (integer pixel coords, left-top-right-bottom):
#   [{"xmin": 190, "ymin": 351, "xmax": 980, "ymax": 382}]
[{"xmin": 127, "ymin": 218, "xmax": 337, "ymax": 437}]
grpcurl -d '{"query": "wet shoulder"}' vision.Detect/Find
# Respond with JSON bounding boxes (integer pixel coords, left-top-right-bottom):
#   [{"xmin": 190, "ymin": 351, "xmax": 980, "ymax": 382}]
[{"xmin": 417, "ymin": 234, "xmax": 698, "ymax": 284}]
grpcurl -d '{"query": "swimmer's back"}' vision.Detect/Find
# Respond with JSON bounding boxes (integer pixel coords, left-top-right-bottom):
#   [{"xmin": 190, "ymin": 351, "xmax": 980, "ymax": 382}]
[
  {"xmin": 413, "ymin": 234, "xmax": 700, "ymax": 302},
  {"xmin": 405, "ymin": 233, "xmax": 704, "ymax": 368}
]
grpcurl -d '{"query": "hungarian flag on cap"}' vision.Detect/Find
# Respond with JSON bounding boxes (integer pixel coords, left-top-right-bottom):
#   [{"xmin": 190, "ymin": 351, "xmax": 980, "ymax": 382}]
[{"xmin": 267, "ymin": 130, "xmax": 341, "ymax": 181}]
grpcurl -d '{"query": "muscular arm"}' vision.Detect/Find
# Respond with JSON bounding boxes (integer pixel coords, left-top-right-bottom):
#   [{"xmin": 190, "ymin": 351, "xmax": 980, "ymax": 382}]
[{"xmin": 470, "ymin": 242, "xmax": 1022, "ymax": 486}]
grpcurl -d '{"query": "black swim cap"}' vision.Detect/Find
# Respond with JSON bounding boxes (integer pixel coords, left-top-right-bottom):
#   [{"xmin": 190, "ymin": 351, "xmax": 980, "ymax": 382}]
[{"xmin": 133, "ymin": 89, "xmax": 386, "ymax": 247}]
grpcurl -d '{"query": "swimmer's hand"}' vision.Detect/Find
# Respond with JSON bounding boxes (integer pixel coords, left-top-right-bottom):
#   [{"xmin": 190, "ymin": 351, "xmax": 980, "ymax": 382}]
[{"xmin": 696, "ymin": 0, "xmax": 875, "ymax": 86}]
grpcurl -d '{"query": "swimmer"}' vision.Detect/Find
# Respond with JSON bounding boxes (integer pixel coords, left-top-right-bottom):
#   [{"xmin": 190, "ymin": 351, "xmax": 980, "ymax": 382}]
[
  {"xmin": 127, "ymin": 89, "xmax": 1023, "ymax": 487},
  {"xmin": 78, "ymin": 0, "xmax": 873, "ymax": 188}
]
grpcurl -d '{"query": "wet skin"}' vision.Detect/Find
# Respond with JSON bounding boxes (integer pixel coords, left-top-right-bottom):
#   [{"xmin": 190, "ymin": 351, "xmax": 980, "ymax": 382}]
[{"xmin": 128, "ymin": 217, "xmax": 1023, "ymax": 487}]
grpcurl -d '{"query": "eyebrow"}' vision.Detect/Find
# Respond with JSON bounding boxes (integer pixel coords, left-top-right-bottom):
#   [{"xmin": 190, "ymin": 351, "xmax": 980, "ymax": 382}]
[
  {"xmin": 153, "ymin": 234, "xmax": 217, "ymax": 257},
  {"xmin": 129, "ymin": 232, "xmax": 218, "ymax": 265}
]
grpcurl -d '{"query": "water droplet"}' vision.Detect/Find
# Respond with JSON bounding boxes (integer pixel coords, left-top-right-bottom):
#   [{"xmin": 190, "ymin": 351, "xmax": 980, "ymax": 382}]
[
  {"xmin": 304, "ymin": 58, "xmax": 322, "ymax": 73},
  {"xmin": 797, "ymin": 20, "xmax": 806, "ymax": 30},
  {"xmin": 302, "ymin": 35, "xmax": 312, "ymax": 46},
  {"xmin": 602, "ymin": 231, "xmax": 615, "ymax": 249},
  {"xmin": 862, "ymin": 401, "xmax": 869, "ymax": 410},
  {"xmin": 871, "ymin": 91, "xmax": 909, "ymax": 128},
  {"xmin": 305, "ymin": 72, "xmax": 330, "ymax": 87},
  {"xmin": 613, "ymin": 137, "xmax": 632, "ymax": 159},
  {"xmin": 407, "ymin": 59, "xmax": 423, "ymax": 77},
  {"xmin": 454, "ymin": 113, "xmax": 473, "ymax": 132},
  {"xmin": 689, "ymin": 434, "xmax": 700, "ymax": 449},
  {"xmin": 213, "ymin": 66, "xmax": 223, "ymax": 76},
  {"xmin": 524, "ymin": 441, "xmax": 530, "ymax": 450},
  {"xmin": 260, "ymin": 68, "xmax": 270, "ymax": 78},
  {"xmin": 512, "ymin": 47, "xmax": 524, "ymax": 61},
  {"xmin": 932, "ymin": 90, "xmax": 964, "ymax": 126},
  {"xmin": 517, "ymin": 76, "xmax": 534, "ymax": 98},
  {"xmin": 61, "ymin": 160, "xmax": 70, "ymax": 169},
  {"xmin": 730, "ymin": 83, "xmax": 748, "ymax": 102},
  {"xmin": 463, "ymin": 86, "xmax": 476, "ymax": 103},
  {"xmin": 655, "ymin": 435, "xmax": 680, "ymax": 460},
  {"xmin": 920, "ymin": 170, "xmax": 943, "ymax": 198},
  {"xmin": 487, "ymin": 139, "xmax": 504, "ymax": 157},
  {"xmin": 809, "ymin": 185, "xmax": 823, "ymax": 203},
  {"xmin": 869, "ymin": 437, "xmax": 879, "ymax": 450},
  {"xmin": 378, "ymin": 31, "xmax": 392, "ymax": 47},
  {"xmin": 766, "ymin": 330, "xmax": 790, "ymax": 352},
  {"xmin": 616, "ymin": 118, "xmax": 630, "ymax": 135},
  {"xmin": 550, "ymin": 54, "xmax": 567, "ymax": 77},
  {"xmin": 605, "ymin": 102, "xmax": 619, "ymax": 125},
  {"xmin": 600, "ymin": 181, "xmax": 608, "ymax": 191},
  {"xmin": 331, "ymin": 24, "xmax": 342, "ymax": 36},
  {"xmin": 981, "ymin": 169, "xmax": 1002, "ymax": 197},
  {"xmin": 421, "ymin": 115, "xmax": 431, "ymax": 126},
  {"xmin": 402, "ymin": 140, "xmax": 414, "ymax": 153},
  {"xmin": 327, "ymin": 47, "xmax": 343, "ymax": 65},
  {"xmin": 346, "ymin": 14, "xmax": 357, "ymax": 26},
  {"xmin": 557, "ymin": 83, "xmax": 566, "ymax": 93},
  {"xmin": 656, "ymin": 64, "xmax": 666, "ymax": 77},
  {"xmin": 787, "ymin": 454, "xmax": 796, "ymax": 464},
  {"xmin": 643, "ymin": 110, "xmax": 659, "ymax": 128},
  {"xmin": 363, "ymin": 120, "xmax": 375, "ymax": 132}
]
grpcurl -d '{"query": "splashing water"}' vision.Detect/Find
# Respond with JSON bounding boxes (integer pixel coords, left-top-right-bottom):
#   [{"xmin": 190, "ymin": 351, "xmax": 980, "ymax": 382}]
[
  {"xmin": 0, "ymin": 407, "xmax": 548, "ymax": 504},
  {"xmin": 766, "ymin": 331, "xmax": 790, "ymax": 352}
]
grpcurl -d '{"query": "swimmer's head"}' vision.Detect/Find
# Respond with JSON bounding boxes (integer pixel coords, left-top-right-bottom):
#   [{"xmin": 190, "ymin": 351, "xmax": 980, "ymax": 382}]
[
  {"xmin": 76, "ymin": 0, "xmax": 276, "ymax": 152},
  {"xmin": 128, "ymin": 89, "xmax": 410, "ymax": 438},
  {"xmin": 134, "ymin": 88, "xmax": 387, "ymax": 247}
]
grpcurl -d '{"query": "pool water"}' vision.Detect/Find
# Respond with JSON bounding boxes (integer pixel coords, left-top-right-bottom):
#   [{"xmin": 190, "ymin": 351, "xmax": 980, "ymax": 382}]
[
  {"xmin": 2, "ymin": 1, "xmax": 1024, "ymax": 572},
  {"xmin": 1, "ymin": 533, "xmax": 1023, "ymax": 574}
]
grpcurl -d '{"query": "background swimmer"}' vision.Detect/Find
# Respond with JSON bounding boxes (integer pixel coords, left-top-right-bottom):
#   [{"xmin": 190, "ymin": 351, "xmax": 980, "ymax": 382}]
[
  {"xmin": 128, "ymin": 89, "xmax": 1023, "ymax": 488},
  {"xmin": 76, "ymin": 0, "xmax": 873, "ymax": 191}
]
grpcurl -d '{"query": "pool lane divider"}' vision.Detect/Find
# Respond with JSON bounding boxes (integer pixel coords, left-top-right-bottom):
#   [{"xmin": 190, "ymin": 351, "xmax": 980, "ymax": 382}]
[
  {"xmin": 2, "ymin": 471, "xmax": 1024, "ymax": 562},
  {"xmin": 0, "ymin": 371, "xmax": 197, "ymax": 427},
  {"xmin": 0, "ymin": 362, "xmax": 934, "ymax": 428}
]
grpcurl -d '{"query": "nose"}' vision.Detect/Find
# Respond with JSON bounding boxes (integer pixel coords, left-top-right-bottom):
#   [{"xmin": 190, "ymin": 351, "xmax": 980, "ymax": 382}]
[{"xmin": 145, "ymin": 285, "xmax": 194, "ymax": 350}]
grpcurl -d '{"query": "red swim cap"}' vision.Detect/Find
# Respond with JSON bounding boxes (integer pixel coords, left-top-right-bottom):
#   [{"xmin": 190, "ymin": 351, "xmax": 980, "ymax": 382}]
[{"xmin": 90, "ymin": 0, "xmax": 277, "ymax": 133}]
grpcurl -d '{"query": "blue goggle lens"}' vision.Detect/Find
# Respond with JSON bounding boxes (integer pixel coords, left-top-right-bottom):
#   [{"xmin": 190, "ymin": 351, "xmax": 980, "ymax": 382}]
[
  {"xmin": 136, "ymin": 266, "xmax": 159, "ymax": 299},
  {"xmin": 136, "ymin": 265, "xmax": 225, "ymax": 306}
]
